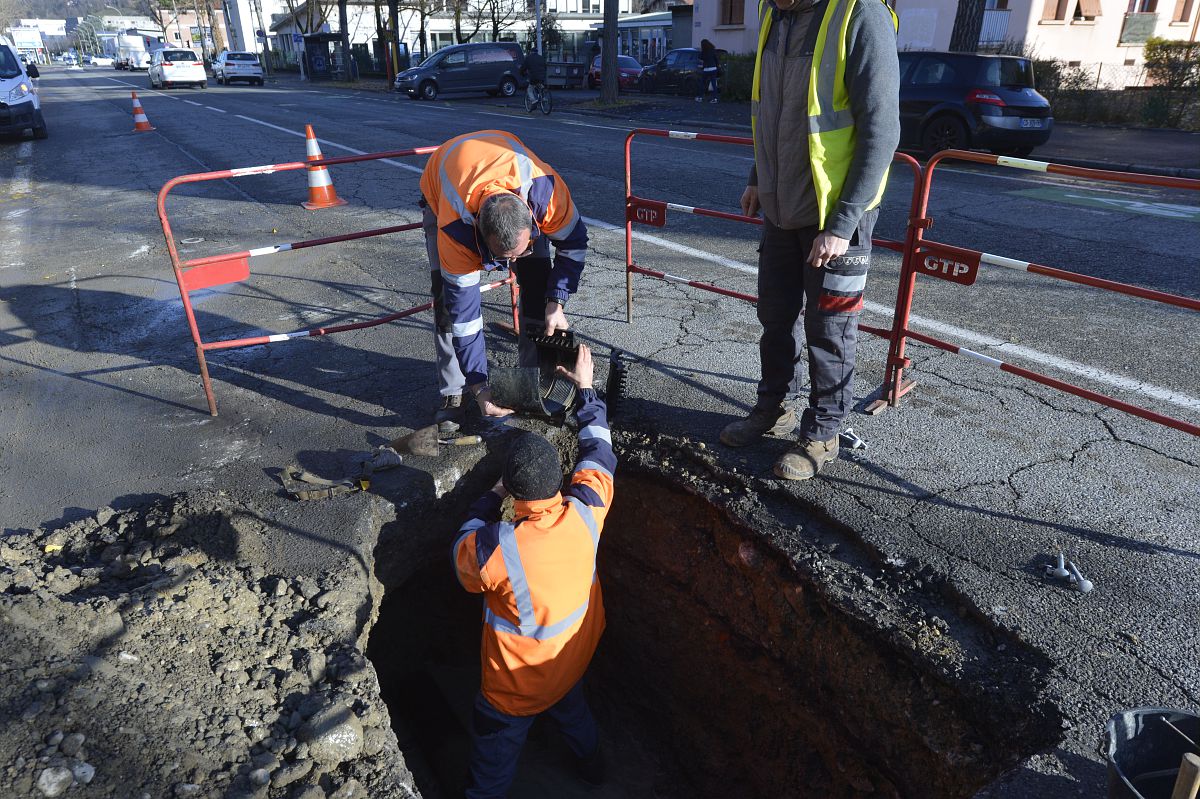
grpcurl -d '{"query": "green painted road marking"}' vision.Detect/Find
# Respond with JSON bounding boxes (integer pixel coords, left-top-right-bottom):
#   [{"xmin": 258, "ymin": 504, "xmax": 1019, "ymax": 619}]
[{"xmin": 1011, "ymin": 187, "xmax": 1200, "ymax": 221}]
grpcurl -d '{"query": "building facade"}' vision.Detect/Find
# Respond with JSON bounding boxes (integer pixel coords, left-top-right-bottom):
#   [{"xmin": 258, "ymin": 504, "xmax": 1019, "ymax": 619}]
[{"xmin": 893, "ymin": 0, "xmax": 1199, "ymax": 77}]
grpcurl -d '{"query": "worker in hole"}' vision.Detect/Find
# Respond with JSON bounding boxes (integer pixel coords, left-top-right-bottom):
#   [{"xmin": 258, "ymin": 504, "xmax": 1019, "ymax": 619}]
[
  {"xmin": 451, "ymin": 344, "xmax": 613, "ymax": 797},
  {"xmin": 420, "ymin": 130, "xmax": 590, "ymax": 434},
  {"xmin": 721, "ymin": 0, "xmax": 900, "ymax": 480}
]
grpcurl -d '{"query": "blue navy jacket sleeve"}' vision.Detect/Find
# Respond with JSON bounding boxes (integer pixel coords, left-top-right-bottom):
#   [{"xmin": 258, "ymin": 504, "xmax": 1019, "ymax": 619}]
[
  {"xmin": 565, "ymin": 388, "xmax": 616, "ymax": 516},
  {"xmin": 545, "ymin": 217, "xmax": 589, "ymax": 305}
]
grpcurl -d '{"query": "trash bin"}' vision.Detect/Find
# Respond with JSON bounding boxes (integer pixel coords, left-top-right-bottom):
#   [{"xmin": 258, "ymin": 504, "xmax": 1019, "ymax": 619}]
[{"xmin": 1105, "ymin": 707, "xmax": 1200, "ymax": 799}]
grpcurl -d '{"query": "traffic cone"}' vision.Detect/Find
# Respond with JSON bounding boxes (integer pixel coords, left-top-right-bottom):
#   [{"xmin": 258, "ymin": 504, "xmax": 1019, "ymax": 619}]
[
  {"xmin": 301, "ymin": 124, "xmax": 347, "ymax": 210},
  {"xmin": 131, "ymin": 92, "xmax": 155, "ymax": 132}
]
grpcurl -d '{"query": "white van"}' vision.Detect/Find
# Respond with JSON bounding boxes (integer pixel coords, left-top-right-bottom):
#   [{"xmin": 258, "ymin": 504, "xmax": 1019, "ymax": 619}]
[{"xmin": 0, "ymin": 42, "xmax": 46, "ymax": 139}]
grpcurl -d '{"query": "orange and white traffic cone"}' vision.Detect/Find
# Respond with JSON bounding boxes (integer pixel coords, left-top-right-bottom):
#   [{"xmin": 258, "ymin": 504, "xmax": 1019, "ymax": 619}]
[
  {"xmin": 301, "ymin": 124, "xmax": 347, "ymax": 210},
  {"xmin": 131, "ymin": 92, "xmax": 155, "ymax": 132}
]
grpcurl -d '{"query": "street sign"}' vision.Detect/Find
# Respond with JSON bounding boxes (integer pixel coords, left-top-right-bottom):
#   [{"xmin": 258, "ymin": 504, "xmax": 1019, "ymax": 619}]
[
  {"xmin": 256, "ymin": 29, "xmax": 266, "ymax": 39},
  {"xmin": 292, "ymin": 34, "xmax": 303, "ymax": 44},
  {"xmin": 626, "ymin": 198, "xmax": 667, "ymax": 227},
  {"xmin": 915, "ymin": 244, "xmax": 979, "ymax": 286}
]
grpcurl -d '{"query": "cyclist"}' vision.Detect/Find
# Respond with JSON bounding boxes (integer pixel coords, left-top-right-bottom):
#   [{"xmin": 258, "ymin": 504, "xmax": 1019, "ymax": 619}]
[{"xmin": 522, "ymin": 48, "xmax": 547, "ymax": 107}]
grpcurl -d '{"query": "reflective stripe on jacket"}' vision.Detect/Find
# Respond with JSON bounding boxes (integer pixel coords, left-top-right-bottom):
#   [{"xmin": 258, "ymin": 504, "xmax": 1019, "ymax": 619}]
[
  {"xmin": 451, "ymin": 389, "xmax": 615, "ymax": 716},
  {"xmin": 751, "ymin": 0, "xmax": 898, "ymax": 232},
  {"xmin": 420, "ymin": 130, "xmax": 589, "ymax": 386}
]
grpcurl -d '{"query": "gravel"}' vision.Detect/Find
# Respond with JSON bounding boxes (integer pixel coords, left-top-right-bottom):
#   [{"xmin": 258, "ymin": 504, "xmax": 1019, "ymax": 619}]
[{"xmin": 0, "ymin": 491, "xmax": 418, "ymax": 798}]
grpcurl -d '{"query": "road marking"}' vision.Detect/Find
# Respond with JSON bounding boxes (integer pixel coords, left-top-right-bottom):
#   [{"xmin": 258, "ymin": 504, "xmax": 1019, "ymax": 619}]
[
  {"xmin": 558, "ymin": 120, "xmax": 632, "ymax": 132},
  {"xmin": 183, "ymin": 100, "xmax": 203, "ymax": 106},
  {"xmin": 104, "ymin": 77, "xmax": 181, "ymax": 100},
  {"xmin": 232, "ymin": 115, "xmax": 424, "ymax": 173},
  {"xmin": 145, "ymin": 117, "xmax": 1200, "ymax": 413},
  {"xmin": 1010, "ymin": 187, "xmax": 1200, "ymax": 221},
  {"xmin": 205, "ymin": 106, "xmax": 227, "ymax": 113}
]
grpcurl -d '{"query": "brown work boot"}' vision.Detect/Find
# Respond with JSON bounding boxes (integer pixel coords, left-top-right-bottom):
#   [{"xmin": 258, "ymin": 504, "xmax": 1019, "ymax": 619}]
[
  {"xmin": 773, "ymin": 436, "xmax": 840, "ymax": 481},
  {"xmin": 719, "ymin": 405, "xmax": 796, "ymax": 448},
  {"xmin": 435, "ymin": 394, "xmax": 464, "ymax": 435}
]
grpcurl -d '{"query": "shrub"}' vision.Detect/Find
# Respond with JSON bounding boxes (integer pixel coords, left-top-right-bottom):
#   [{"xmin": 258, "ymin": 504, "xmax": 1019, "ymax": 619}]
[
  {"xmin": 1142, "ymin": 37, "xmax": 1200, "ymax": 127},
  {"xmin": 719, "ymin": 52, "xmax": 755, "ymax": 102}
]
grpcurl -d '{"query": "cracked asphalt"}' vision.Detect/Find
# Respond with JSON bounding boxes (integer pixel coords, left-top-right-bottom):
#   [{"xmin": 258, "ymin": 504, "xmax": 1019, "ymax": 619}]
[{"xmin": 1, "ymin": 66, "xmax": 1198, "ymax": 797}]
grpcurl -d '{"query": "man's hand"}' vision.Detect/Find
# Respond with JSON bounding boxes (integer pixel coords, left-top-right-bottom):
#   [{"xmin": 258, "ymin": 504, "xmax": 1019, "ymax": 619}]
[
  {"xmin": 807, "ymin": 232, "xmax": 850, "ymax": 269},
  {"xmin": 740, "ymin": 185, "xmax": 760, "ymax": 218},
  {"xmin": 555, "ymin": 343, "xmax": 594, "ymax": 390},
  {"xmin": 472, "ymin": 386, "xmax": 514, "ymax": 418},
  {"xmin": 544, "ymin": 300, "xmax": 569, "ymax": 335}
]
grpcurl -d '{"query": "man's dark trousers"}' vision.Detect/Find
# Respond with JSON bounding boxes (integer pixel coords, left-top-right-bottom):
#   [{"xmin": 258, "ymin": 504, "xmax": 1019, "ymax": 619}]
[
  {"xmin": 465, "ymin": 680, "xmax": 599, "ymax": 799},
  {"xmin": 755, "ymin": 208, "xmax": 878, "ymax": 442}
]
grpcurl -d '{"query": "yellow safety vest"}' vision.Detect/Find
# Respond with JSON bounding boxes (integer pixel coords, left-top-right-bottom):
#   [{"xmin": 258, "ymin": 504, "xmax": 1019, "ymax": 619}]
[{"xmin": 751, "ymin": 0, "xmax": 898, "ymax": 229}]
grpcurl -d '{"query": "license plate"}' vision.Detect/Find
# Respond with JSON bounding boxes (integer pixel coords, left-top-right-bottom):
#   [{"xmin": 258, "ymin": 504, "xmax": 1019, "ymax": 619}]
[{"xmin": 1020, "ymin": 118, "xmax": 1043, "ymax": 129}]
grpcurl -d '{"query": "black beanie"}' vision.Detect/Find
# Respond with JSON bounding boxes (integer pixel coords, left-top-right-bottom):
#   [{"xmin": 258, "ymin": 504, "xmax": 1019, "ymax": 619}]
[{"xmin": 503, "ymin": 433, "xmax": 563, "ymax": 501}]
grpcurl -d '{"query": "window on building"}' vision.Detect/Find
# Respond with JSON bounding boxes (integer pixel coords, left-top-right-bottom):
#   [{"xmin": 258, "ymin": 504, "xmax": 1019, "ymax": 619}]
[
  {"xmin": 1172, "ymin": 0, "xmax": 1195, "ymax": 21},
  {"xmin": 720, "ymin": 0, "xmax": 745, "ymax": 25},
  {"xmin": 1041, "ymin": 0, "xmax": 1069, "ymax": 19},
  {"xmin": 1127, "ymin": 0, "xmax": 1157, "ymax": 11},
  {"xmin": 1075, "ymin": 0, "xmax": 1101, "ymax": 18}
]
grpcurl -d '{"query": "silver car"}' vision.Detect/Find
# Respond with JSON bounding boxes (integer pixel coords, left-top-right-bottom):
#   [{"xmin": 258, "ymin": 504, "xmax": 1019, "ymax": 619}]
[{"xmin": 213, "ymin": 51, "xmax": 264, "ymax": 86}]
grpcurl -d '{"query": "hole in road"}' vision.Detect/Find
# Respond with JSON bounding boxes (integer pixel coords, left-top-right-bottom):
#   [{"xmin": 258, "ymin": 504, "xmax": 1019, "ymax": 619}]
[{"xmin": 367, "ymin": 469, "xmax": 1060, "ymax": 798}]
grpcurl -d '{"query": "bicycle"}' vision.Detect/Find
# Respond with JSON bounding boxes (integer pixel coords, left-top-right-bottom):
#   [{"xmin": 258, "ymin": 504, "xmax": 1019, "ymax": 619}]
[{"xmin": 524, "ymin": 82, "xmax": 553, "ymax": 115}]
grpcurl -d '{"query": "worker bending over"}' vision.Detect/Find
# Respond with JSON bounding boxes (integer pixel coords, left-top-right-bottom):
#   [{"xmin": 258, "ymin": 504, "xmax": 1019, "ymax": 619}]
[{"xmin": 420, "ymin": 129, "xmax": 590, "ymax": 433}]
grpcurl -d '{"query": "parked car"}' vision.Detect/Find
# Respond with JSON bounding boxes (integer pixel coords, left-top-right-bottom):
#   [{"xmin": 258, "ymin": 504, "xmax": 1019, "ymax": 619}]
[
  {"xmin": 89, "ymin": 54, "xmax": 114, "ymax": 67},
  {"xmin": 212, "ymin": 50, "xmax": 264, "ymax": 86},
  {"xmin": 149, "ymin": 48, "xmax": 207, "ymax": 90},
  {"xmin": 897, "ymin": 51, "xmax": 1053, "ymax": 159},
  {"xmin": 0, "ymin": 43, "xmax": 47, "ymax": 139},
  {"xmin": 394, "ymin": 42, "xmax": 524, "ymax": 101},
  {"xmin": 587, "ymin": 54, "xmax": 642, "ymax": 91},
  {"xmin": 638, "ymin": 47, "xmax": 724, "ymax": 96}
]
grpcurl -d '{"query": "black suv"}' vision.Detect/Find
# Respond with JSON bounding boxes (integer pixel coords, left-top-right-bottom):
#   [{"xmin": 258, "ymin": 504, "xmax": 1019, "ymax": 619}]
[
  {"xmin": 395, "ymin": 41, "xmax": 525, "ymax": 100},
  {"xmin": 898, "ymin": 52, "xmax": 1053, "ymax": 158},
  {"xmin": 639, "ymin": 48, "xmax": 704, "ymax": 96}
]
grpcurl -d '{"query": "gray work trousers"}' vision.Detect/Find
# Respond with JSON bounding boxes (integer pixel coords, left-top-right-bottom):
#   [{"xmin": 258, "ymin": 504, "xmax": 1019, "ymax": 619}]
[
  {"xmin": 756, "ymin": 209, "xmax": 877, "ymax": 442},
  {"xmin": 423, "ymin": 206, "xmax": 551, "ymax": 397}
]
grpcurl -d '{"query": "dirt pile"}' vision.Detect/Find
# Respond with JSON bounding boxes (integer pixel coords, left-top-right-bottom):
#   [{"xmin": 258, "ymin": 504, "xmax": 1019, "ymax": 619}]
[{"xmin": 0, "ymin": 491, "xmax": 415, "ymax": 799}]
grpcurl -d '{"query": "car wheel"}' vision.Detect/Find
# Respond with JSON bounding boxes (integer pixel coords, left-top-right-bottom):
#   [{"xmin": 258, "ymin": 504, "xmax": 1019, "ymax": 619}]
[
  {"xmin": 217, "ymin": 74, "xmax": 224, "ymax": 84},
  {"xmin": 256, "ymin": 78, "xmax": 264, "ymax": 86},
  {"xmin": 419, "ymin": 81, "xmax": 438, "ymax": 101},
  {"xmin": 499, "ymin": 76, "xmax": 517, "ymax": 97},
  {"xmin": 921, "ymin": 114, "xmax": 968, "ymax": 160},
  {"xmin": 639, "ymin": 75, "xmax": 654, "ymax": 93},
  {"xmin": 32, "ymin": 111, "xmax": 47, "ymax": 140},
  {"xmin": 199, "ymin": 81, "xmax": 207, "ymax": 89},
  {"xmin": 587, "ymin": 76, "xmax": 596, "ymax": 90}
]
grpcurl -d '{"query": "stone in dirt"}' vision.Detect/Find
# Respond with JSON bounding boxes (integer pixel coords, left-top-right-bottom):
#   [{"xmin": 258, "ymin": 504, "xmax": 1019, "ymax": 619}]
[
  {"xmin": 297, "ymin": 702, "xmax": 364, "ymax": 766},
  {"xmin": 70, "ymin": 760, "xmax": 96, "ymax": 784},
  {"xmin": 60, "ymin": 731, "xmax": 85, "ymax": 756},
  {"xmin": 36, "ymin": 766, "xmax": 74, "ymax": 797}
]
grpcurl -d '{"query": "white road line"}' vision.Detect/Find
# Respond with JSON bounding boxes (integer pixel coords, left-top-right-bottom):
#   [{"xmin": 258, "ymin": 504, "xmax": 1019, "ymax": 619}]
[
  {"xmin": 149, "ymin": 117, "xmax": 1199, "ymax": 413},
  {"xmin": 104, "ymin": 77, "xmax": 181, "ymax": 100},
  {"xmin": 558, "ymin": 120, "xmax": 632, "ymax": 132},
  {"xmin": 183, "ymin": 100, "xmax": 203, "ymax": 106},
  {"xmin": 232, "ymin": 114, "xmax": 424, "ymax": 173},
  {"xmin": 205, "ymin": 106, "xmax": 227, "ymax": 113}
]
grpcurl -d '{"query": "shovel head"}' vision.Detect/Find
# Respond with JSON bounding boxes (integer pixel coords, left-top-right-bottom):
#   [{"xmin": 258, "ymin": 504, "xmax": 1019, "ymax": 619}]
[
  {"xmin": 389, "ymin": 424, "xmax": 441, "ymax": 457},
  {"xmin": 489, "ymin": 367, "xmax": 550, "ymax": 415}
]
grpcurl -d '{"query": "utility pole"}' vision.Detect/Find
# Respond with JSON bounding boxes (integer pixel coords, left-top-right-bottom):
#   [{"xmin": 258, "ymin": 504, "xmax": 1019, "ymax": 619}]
[
  {"xmin": 252, "ymin": 0, "xmax": 271, "ymax": 75},
  {"xmin": 535, "ymin": 0, "xmax": 542, "ymax": 53},
  {"xmin": 191, "ymin": 0, "xmax": 209, "ymax": 61}
]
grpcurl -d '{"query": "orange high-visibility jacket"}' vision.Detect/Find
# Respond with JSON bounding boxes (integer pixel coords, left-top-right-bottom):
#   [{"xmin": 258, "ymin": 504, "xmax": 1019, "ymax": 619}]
[
  {"xmin": 420, "ymin": 130, "xmax": 589, "ymax": 387},
  {"xmin": 452, "ymin": 389, "xmax": 615, "ymax": 716}
]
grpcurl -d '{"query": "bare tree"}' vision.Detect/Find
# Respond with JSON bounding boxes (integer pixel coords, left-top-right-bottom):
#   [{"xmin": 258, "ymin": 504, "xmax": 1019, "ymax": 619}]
[
  {"xmin": 949, "ymin": 0, "xmax": 985, "ymax": 52},
  {"xmin": 484, "ymin": 0, "xmax": 524, "ymax": 42},
  {"xmin": 0, "ymin": 0, "xmax": 28, "ymax": 29},
  {"xmin": 452, "ymin": 0, "xmax": 485, "ymax": 44},
  {"xmin": 280, "ymin": 0, "xmax": 334, "ymax": 34},
  {"xmin": 599, "ymin": 0, "xmax": 617, "ymax": 102}
]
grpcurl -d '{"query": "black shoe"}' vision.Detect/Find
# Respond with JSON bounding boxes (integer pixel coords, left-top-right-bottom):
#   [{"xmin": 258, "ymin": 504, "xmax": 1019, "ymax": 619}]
[
  {"xmin": 576, "ymin": 741, "xmax": 605, "ymax": 786},
  {"xmin": 435, "ymin": 394, "xmax": 464, "ymax": 435}
]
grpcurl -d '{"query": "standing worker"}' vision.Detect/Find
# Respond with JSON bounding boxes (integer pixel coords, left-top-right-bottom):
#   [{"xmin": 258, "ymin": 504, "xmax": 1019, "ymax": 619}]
[
  {"xmin": 451, "ymin": 344, "xmax": 614, "ymax": 798},
  {"xmin": 420, "ymin": 130, "xmax": 590, "ymax": 432},
  {"xmin": 696, "ymin": 38, "xmax": 720, "ymax": 103},
  {"xmin": 719, "ymin": 0, "xmax": 899, "ymax": 480}
]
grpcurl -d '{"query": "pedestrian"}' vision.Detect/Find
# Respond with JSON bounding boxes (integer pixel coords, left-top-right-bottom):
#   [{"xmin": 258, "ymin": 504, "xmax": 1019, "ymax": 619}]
[
  {"xmin": 452, "ymin": 344, "xmax": 614, "ymax": 798},
  {"xmin": 719, "ymin": 0, "xmax": 899, "ymax": 480},
  {"xmin": 521, "ymin": 48, "xmax": 547, "ymax": 106},
  {"xmin": 420, "ymin": 130, "xmax": 590, "ymax": 433},
  {"xmin": 696, "ymin": 38, "xmax": 720, "ymax": 103}
]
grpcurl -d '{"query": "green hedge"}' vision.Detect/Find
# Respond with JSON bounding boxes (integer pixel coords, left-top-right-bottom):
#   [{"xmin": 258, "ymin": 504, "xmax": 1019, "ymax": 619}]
[{"xmin": 719, "ymin": 52, "xmax": 756, "ymax": 102}]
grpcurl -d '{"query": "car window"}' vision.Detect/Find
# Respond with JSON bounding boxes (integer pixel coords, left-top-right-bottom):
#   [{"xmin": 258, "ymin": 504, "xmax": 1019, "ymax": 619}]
[
  {"xmin": 228, "ymin": 52, "xmax": 257, "ymax": 61},
  {"xmin": 982, "ymin": 57, "xmax": 1034, "ymax": 88},
  {"xmin": 164, "ymin": 50, "xmax": 198, "ymax": 61},
  {"xmin": 471, "ymin": 47, "xmax": 513, "ymax": 64},
  {"xmin": 443, "ymin": 51, "xmax": 466, "ymax": 66},
  {"xmin": 0, "ymin": 48, "xmax": 19, "ymax": 78},
  {"xmin": 664, "ymin": 51, "xmax": 679, "ymax": 67},
  {"xmin": 618, "ymin": 56, "xmax": 641, "ymax": 69},
  {"xmin": 910, "ymin": 57, "xmax": 959, "ymax": 86}
]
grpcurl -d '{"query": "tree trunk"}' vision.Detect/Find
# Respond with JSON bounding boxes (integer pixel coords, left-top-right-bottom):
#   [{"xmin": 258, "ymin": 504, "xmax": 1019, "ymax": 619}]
[
  {"xmin": 948, "ymin": 0, "xmax": 985, "ymax": 52},
  {"xmin": 339, "ymin": 0, "xmax": 353, "ymax": 79},
  {"xmin": 599, "ymin": 0, "xmax": 618, "ymax": 103}
]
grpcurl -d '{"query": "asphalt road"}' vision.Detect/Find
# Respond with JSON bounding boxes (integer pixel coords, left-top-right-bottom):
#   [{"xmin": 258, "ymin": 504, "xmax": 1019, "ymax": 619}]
[{"xmin": 2, "ymin": 66, "xmax": 1199, "ymax": 798}]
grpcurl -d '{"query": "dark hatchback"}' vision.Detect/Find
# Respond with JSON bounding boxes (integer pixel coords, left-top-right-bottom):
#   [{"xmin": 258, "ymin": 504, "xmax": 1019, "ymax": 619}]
[
  {"xmin": 898, "ymin": 52, "xmax": 1053, "ymax": 158},
  {"xmin": 638, "ymin": 48, "xmax": 725, "ymax": 96}
]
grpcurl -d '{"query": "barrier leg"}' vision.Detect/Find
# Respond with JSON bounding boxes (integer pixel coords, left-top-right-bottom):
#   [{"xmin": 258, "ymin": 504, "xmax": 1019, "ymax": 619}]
[
  {"xmin": 510, "ymin": 278, "xmax": 520, "ymax": 336},
  {"xmin": 625, "ymin": 220, "xmax": 634, "ymax": 323},
  {"xmin": 196, "ymin": 345, "xmax": 218, "ymax": 417}
]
